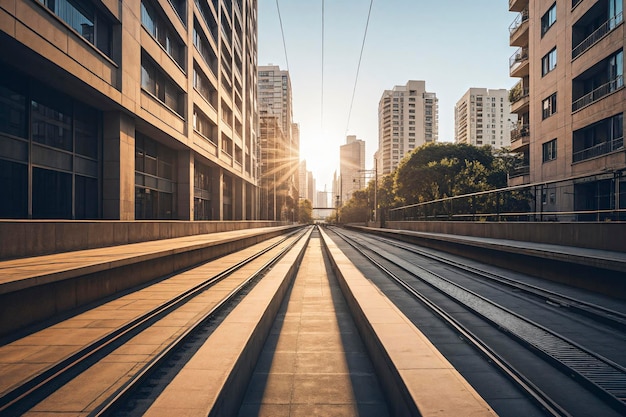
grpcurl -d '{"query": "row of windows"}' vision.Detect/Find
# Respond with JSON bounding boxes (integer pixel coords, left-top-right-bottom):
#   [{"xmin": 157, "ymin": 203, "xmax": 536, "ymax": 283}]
[
  {"xmin": 38, "ymin": 0, "xmax": 113, "ymax": 58},
  {"xmin": 0, "ymin": 68, "xmax": 100, "ymax": 219},
  {"xmin": 141, "ymin": 53, "xmax": 185, "ymax": 115},
  {"xmin": 141, "ymin": 0, "xmax": 186, "ymax": 69}
]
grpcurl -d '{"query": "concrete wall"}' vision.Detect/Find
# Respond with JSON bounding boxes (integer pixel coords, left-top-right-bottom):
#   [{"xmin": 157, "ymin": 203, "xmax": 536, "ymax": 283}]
[
  {"xmin": 0, "ymin": 221, "xmax": 288, "ymax": 260},
  {"xmin": 384, "ymin": 221, "xmax": 626, "ymax": 253}
]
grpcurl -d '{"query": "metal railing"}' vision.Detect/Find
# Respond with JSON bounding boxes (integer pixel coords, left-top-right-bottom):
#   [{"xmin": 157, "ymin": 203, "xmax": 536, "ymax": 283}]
[
  {"xmin": 573, "ymin": 136, "xmax": 624, "ymax": 162},
  {"xmin": 387, "ymin": 172, "xmax": 626, "ymax": 223},
  {"xmin": 510, "ymin": 124, "xmax": 530, "ymax": 142},
  {"xmin": 510, "ymin": 87, "xmax": 529, "ymax": 104},
  {"xmin": 572, "ymin": 12, "xmax": 623, "ymax": 59},
  {"xmin": 509, "ymin": 165, "xmax": 530, "ymax": 178},
  {"xmin": 509, "ymin": 47, "xmax": 528, "ymax": 73},
  {"xmin": 509, "ymin": 9, "xmax": 529, "ymax": 35},
  {"xmin": 572, "ymin": 75, "xmax": 624, "ymax": 112}
]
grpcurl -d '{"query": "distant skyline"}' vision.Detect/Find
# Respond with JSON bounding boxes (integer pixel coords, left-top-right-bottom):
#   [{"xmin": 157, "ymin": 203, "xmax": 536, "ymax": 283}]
[{"xmin": 258, "ymin": 0, "xmax": 516, "ymax": 190}]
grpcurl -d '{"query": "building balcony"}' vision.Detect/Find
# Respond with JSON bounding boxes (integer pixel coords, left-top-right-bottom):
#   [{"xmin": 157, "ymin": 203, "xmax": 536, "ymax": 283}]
[
  {"xmin": 509, "ymin": 82, "xmax": 530, "ymax": 114},
  {"xmin": 573, "ymin": 114, "xmax": 624, "ymax": 162},
  {"xmin": 572, "ymin": 75, "xmax": 624, "ymax": 112},
  {"xmin": 572, "ymin": 12, "xmax": 623, "ymax": 60},
  {"xmin": 573, "ymin": 136, "xmax": 624, "ymax": 162},
  {"xmin": 509, "ymin": 0, "xmax": 528, "ymax": 13},
  {"xmin": 510, "ymin": 124, "xmax": 530, "ymax": 145},
  {"xmin": 509, "ymin": 164, "xmax": 530, "ymax": 178},
  {"xmin": 509, "ymin": 9, "xmax": 529, "ymax": 47},
  {"xmin": 509, "ymin": 47, "xmax": 529, "ymax": 77}
]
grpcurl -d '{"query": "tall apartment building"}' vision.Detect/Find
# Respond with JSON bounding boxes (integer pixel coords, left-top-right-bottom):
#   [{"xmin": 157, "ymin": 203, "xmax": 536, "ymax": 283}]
[
  {"xmin": 508, "ymin": 0, "xmax": 624, "ymax": 218},
  {"xmin": 377, "ymin": 80, "xmax": 438, "ymax": 175},
  {"xmin": 0, "ymin": 0, "xmax": 259, "ymax": 221},
  {"xmin": 339, "ymin": 135, "xmax": 366, "ymax": 203},
  {"xmin": 454, "ymin": 88, "xmax": 515, "ymax": 148},
  {"xmin": 258, "ymin": 65, "xmax": 299, "ymax": 220},
  {"xmin": 298, "ymin": 160, "xmax": 315, "ymax": 203}
]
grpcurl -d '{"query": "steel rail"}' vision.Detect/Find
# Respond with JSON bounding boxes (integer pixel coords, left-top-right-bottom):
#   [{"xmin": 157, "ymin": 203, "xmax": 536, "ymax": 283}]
[
  {"xmin": 90, "ymin": 226, "xmax": 312, "ymax": 417},
  {"xmin": 368, "ymin": 232, "xmax": 626, "ymax": 331},
  {"xmin": 0, "ymin": 227, "xmax": 308, "ymax": 416},
  {"xmin": 329, "ymin": 227, "xmax": 569, "ymax": 417},
  {"xmin": 334, "ymin": 227, "xmax": 626, "ymax": 415}
]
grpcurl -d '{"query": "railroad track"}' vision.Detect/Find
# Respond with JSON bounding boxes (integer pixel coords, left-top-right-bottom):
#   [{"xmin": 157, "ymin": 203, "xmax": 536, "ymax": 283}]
[
  {"xmin": 362, "ymin": 231, "xmax": 626, "ymax": 332},
  {"xmin": 0, "ymin": 227, "xmax": 311, "ymax": 416},
  {"xmin": 329, "ymin": 226, "xmax": 626, "ymax": 417}
]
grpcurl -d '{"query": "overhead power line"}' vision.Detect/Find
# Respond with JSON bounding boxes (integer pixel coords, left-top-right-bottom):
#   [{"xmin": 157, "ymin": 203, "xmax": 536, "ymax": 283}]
[
  {"xmin": 275, "ymin": 0, "xmax": 290, "ymax": 71},
  {"xmin": 321, "ymin": 0, "xmax": 325, "ymax": 130},
  {"xmin": 346, "ymin": 0, "xmax": 374, "ymax": 135}
]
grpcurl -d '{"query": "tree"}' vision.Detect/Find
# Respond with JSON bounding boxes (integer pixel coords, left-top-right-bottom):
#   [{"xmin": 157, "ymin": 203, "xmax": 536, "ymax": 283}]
[
  {"xmin": 395, "ymin": 143, "xmax": 496, "ymax": 204},
  {"xmin": 338, "ymin": 189, "xmax": 370, "ymax": 224},
  {"xmin": 298, "ymin": 199, "xmax": 313, "ymax": 224},
  {"xmin": 393, "ymin": 142, "xmax": 529, "ymax": 219}
]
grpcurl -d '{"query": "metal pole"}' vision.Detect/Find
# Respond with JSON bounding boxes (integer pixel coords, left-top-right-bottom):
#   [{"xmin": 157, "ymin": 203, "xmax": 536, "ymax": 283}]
[{"xmin": 374, "ymin": 159, "xmax": 378, "ymax": 223}]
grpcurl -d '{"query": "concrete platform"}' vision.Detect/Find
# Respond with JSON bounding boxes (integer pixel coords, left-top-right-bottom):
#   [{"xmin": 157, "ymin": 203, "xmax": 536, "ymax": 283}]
[
  {"xmin": 142, "ymin": 228, "xmax": 312, "ymax": 417},
  {"xmin": 319, "ymin": 227, "xmax": 497, "ymax": 417},
  {"xmin": 0, "ymin": 225, "xmax": 300, "ymax": 338},
  {"xmin": 349, "ymin": 225, "xmax": 626, "ymax": 299}
]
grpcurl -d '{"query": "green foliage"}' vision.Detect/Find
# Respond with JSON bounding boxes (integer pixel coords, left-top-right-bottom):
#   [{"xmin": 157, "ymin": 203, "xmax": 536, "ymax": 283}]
[
  {"xmin": 339, "ymin": 189, "xmax": 370, "ymax": 224},
  {"xmin": 298, "ymin": 199, "xmax": 313, "ymax": 224},
  {"xmin": 395, "ymin": 143, "xmax": 497, "ymax": 204},
  {"xmin": 392, "ymin": 142, "xmax": 529, "ymax": 218}
]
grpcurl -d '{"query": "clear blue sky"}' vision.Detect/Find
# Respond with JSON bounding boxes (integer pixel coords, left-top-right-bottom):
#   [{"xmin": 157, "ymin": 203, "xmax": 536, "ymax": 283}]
[{"xmin": 258, "ymin": 0, "xmax": 516, "ymax": 191}]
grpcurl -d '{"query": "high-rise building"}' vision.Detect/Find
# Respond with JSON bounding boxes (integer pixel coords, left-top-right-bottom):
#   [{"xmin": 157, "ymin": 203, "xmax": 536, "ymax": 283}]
[
  {"xmin": 0, "ymin": 0, "xmax": 259, "ymax": 221},
  {"xmin": 455, "ymin": 88, "xmax": 516, "ymax": 148},
  {"xmin": 298, "ymin": 160, "xmax": 315, "ymax": 203},
  {"xmin": 340, "ymin": 135, "xmax": 366, "ymax": 203},
  {"xmin": 258, "ymin": 65, "xmax": 299, "ymax": 220},
  {"xmin": 508, "ymin": 0, "xmax": 625, "ymax": 218},
  {"xmin": 378, "ymin": 80, "xmax": 438, "ymax": 175}
]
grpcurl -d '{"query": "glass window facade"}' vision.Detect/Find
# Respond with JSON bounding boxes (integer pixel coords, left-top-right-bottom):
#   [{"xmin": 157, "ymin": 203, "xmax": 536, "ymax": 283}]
[
  {"xmin": 194, "ymin": 162, "xmax": 212, "ymax": 220},
  {"xmin": 38, "ymin": 0, "xmax": 112, "ymax": 57},
  {"xmin": 141, "ymin": 53, "xmax": 185, "ymax": 116},
  {"xmin": 0, "ymin": 67, "xmax": 100, "ymax": 219},
  {"xmin": 135, "ymin": 133, "xmax": 177, "ymax": 219}
]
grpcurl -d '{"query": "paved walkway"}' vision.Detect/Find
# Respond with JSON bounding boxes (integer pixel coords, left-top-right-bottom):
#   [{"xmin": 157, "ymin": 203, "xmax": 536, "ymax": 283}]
[{"xmin": 238, "ymin": 231, "xmax": 389, "ymax": 416}]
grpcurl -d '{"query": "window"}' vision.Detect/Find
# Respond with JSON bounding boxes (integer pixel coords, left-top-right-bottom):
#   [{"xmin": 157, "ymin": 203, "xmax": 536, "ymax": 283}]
[
  {"xmin": 141, "ymin": 54, "xmax": 184, "ymax": 116},
  {"xmin": 141, "ymin": 0, "xmax": 185, "ymax": 69},
  {"xmin": 38, "ymin": 0, "xmax": 112, "ymax": 57},
  {"xmin": 193, "ymin": 106, "xmax": 216, "ymax": 142},
  {"xmin": 573, "ymin": 113, "xmax": 623, "ymax": 162},
  {"xmin": 542, "ymin": 47, "xmax": 557, "ymax": 76},
  {"xmin": 541, "ymin": 3, "xmax": 556, "ymax": 37},
  {"xmin": 542, "ymin": 93, "xmax": 557, "ymax": 119},
  {"xmin": 542, "ymin": 139, "xmax": 557, "ymax": 162},
  {"xmin": 0, "ymin": 81, "xmax": 27, "ymax": 139},
  {"xmin": 193, "ymin": 21, "xmax": 218, "ymax": 75},
  {"xmin": 193, "ymin": 64, "xmax": 217, "ymax": 108},
  {"xmin": 194, "ymin": 162, "xmax": 212, "ymax": 220},
  {"xmin": 135, "ymin": 134, "xmax": 176, "ymax": 219}
]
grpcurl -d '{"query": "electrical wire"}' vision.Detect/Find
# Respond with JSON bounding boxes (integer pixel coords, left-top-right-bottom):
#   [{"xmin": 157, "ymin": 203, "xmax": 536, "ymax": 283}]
[
  {"xmin": 321, "ymin": 0, "xmax": 325, "ymax": 130},
  {"xmin": 275, "ymin": 0, "xmax": 290, "ymax": 71},
  {"xmin": 345, "ymin": 0, "xmax": 374, "ymax": 135}
]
